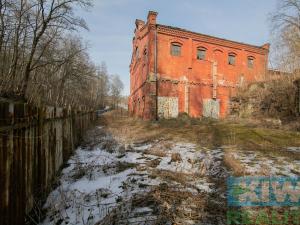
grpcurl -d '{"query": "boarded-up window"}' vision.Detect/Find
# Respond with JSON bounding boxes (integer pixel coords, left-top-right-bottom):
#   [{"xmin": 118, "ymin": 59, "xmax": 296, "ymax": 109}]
[
  {"xmin": 203, "ymin": 99, "xmax": 220, "ymax": 119},
  {"xmin": 228, "ymin": 54, "xmax": 236, "ymax": 65},
  {"xmin": 158, "ymin": 97, "xmax": 178, "ymax": 118},
  {"xmin": 171, "ymin": 43, "xmax": 181, "ymax": 56},
  {"xmin": 197, "ymin": 48, "xmax": 206, "ymax": 60},
  {"xmin": 248, "ymin": 57, "xmax": 254, "ymax": 68}
]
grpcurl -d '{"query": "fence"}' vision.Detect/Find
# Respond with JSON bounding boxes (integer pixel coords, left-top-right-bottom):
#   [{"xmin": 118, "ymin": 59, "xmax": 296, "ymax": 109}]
[{"xmin": 0, "ymin": 97, "xmax": 96, "ymax": 225}]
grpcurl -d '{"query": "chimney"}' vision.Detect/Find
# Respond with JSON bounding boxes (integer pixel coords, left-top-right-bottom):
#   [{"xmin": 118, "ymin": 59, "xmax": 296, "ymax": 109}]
[
  {"xmin": 135, "ymin": 19, "xmax": 145, "ymax": 30},
  {"xmin": 262, "ymin": 43, "xmax": 270, "ymax": 51},
  {"xmin": 147, "ymin": 11, "xmax": 158, "ymax": 25}
]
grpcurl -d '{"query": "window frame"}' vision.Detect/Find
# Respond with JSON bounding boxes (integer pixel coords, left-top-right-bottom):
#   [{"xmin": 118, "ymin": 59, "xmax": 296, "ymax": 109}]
[
  {"xmin": 170, "ymin": 42, "xmax": 182, "ymax": 56},
  {"xmin": 228, "ymin": 53, "xmax": 236, "ymax": 66},
  {"xmin": 247, "ymin": 56, "xmax": 254, "ymax": 68},
  {"xmin": 197, "ymin": 47, "xmax": 207, "ymax": 60}
]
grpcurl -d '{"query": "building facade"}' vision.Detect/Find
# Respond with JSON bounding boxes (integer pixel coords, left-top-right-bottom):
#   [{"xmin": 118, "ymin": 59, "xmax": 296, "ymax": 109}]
[{"xmin": 129, "ymin": 11, "xmax": 269, "ymax": 120}]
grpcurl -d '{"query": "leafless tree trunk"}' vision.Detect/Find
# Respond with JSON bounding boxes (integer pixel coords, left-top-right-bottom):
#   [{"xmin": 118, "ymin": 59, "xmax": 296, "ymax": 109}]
[{"xmin": 0, "ymin": 0, "xmax": 121, "ymax": 111}]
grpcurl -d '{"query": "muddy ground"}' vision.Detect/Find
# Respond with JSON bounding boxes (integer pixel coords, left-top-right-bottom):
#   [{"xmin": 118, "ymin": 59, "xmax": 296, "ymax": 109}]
[{"xmin": 38, "ymin": 110, "xmax": 300, "ymax": 225}]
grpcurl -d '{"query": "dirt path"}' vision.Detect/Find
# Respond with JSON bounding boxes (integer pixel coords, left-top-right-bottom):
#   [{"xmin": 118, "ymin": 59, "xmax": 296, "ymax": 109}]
[{"xmin": 39, "ymin": 111, "xmax": 300, "ymax": 225}]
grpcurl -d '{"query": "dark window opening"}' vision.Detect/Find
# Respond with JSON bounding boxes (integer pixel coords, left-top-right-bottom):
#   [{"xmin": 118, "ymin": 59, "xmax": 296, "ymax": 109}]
[
  {"xmin": 248, "ymin": 57, "xmax": 254, "ymax": 68},
  {"xmin": 228, "ymin": 54, "xmax": 236, "ymax": 65},
  {"xmin": 171, "ymin": 43, "xmax": 181, "ymax": 56},
  {"xmin": 197, "ymin": 48, "xmax": 206, "ymax": 60}
]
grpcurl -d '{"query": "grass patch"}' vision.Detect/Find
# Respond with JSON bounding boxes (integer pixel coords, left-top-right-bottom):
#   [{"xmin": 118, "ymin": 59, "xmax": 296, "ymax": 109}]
[
  {"xmin": 146, "ymin": 158, "xmax": 161, "ymax": 168},
  {"xmin": 151, "ymin": 170, "xmax": 189, "ymax": 186},
  {"xmin": 116, "ymin": 162, "xmax": 136, "ymax": 172},
  {"xmin": 223, "ymin": 151, "xmax": 246, "ymax": 176},
  {"xmin": 170, "ymin": 153, "xmax": 182, "ymax": 162},
  {"xmin": 100, "ymin": 110, "xmax": 300, "ymax": 159},
  {"xmin": 144, "ymin": 147, "xmax": 167, "ymax": 157}
]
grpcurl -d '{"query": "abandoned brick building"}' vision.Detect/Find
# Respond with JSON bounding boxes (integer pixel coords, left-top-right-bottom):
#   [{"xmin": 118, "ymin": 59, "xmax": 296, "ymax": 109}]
[{"xmin": 129, "ymin": 11, "xmax": 269, "ymax": 119}]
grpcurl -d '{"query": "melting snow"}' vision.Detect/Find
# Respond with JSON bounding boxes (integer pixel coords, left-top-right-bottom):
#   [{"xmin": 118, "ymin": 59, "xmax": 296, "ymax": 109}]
[
  {"xmin": 40, "ymin": 128, "xmax": 225, "ymax": 225},
  {"xmin": 232, "ymin": 150, "xmax": 300, "ymax": 176},
  {"xmin": 40, "ymin": 125, "xmax": 300, "ymax": 225}
]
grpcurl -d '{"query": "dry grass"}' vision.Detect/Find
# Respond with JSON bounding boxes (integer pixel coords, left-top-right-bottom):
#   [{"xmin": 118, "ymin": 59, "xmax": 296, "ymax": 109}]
[
  {"xmin": 151, "ymin": 186, "xmax": 205, "ymax": 223},
  {"xmin": 99, "ymin": 110, "xmax": 161, "ymax": 144},
  {"xmin": 100, "ymin": 109, "xmax": 300, "ymax": 165},
  {"xmin": 92, "ymin": 110, "xmax": 300, "ymax": 224},
  {"xmin": 144, "ymin": 146, "xmax": 167, "ymax": 157},
  {"xmin": 144, "ymin": 140, "xmax": 173, "ymax": 159},
  {"xmin": 223, "ymin": 151, "xmax": 246, "ymax": 176},
  {"xmin": 170, "ymin": 153, "xmax": 182, "ymax": 162},
  {"xmin": 97, "ymin": 185, "xmax": 214, "ymax": 225},
  {"xmin": 162, "ymin": 142, "xmax": 173, "ymax": 149},
  {"xmin": 146, "ymin": 158, "xmax": 161, "ymax": 168},
  {"xmin": 151, "ymin": 184, "xmax": 226, "ymax": 224},
  {"xmin": 151, "ymin": 170, "xmax": 189, "ymax": 186},
  {"xmin": 234, "ymin": 77, "xmax": 298, "ymax": 119},
  {"xmin": 116, "ymin": 162, "xmax": 136, "ymax": 172},
  {"xmin": 223, "ymin": 149, "xmax": 274, "ymax": 176}
]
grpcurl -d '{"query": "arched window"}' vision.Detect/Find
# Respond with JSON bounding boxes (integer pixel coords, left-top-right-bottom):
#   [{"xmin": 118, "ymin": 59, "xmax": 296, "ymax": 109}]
[
  {"xmin": 228, "ymin": 53, "xmax": 236, "ymax": 65},
  {"xmin": 170, "ymin": 42, "xmax": 182, "ymax": 56},
  {"xmin": 197, "ymin": 47, "xmax": 207, "ymax": 60},
  {"xmin": 247, "ymin": 56, "xmax": 254, "ymax": 68}
]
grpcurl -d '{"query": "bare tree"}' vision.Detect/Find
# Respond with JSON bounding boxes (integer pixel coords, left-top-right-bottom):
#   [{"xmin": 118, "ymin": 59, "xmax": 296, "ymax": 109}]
[
  {"xmin": 239, "ymin": 0, "xmax": 300, "ymax": 118},
  {"xmin": 96, "ymin": 61, "xmax": 110, "ymax": 108},
  {"xmin": 271, "ymin": 0, "xmax": 300, "ymax": 72},
  {"xmin": 0, "ymin": 0, "xmax": 118, "ymax": 111},
  {"xmin": 21, "ymin": 0, "xmax": 92, "ymax": 96},
  {"xmin": 110, "ymin": 74, "xmax": 124, "ymax": 109}
]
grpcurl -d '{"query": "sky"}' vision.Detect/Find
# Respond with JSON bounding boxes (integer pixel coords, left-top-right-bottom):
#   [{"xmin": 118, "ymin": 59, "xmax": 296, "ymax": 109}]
[{"xmin": 77, "ymin": 0, "xmax": 278, "ymax": 95}]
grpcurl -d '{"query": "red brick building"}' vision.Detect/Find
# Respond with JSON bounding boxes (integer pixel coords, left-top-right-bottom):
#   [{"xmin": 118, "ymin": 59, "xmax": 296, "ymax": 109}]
[{"xmin": 129, "ymin": 11, "xmax": 269, "ymax": 119}]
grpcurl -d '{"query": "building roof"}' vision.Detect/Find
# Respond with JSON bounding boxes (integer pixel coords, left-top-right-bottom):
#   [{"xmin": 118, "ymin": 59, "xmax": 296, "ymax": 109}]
[{"xmin": 157, "ymin": 24, "xmax": 269, "ymax": 52}]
